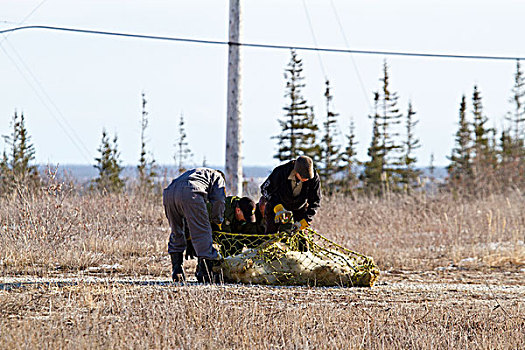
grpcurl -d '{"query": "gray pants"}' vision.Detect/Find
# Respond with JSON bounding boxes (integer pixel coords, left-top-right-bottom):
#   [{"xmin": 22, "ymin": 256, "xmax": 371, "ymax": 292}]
[{"xmin": 163, "ymin": 184, "xmax": 218, "ymax": 260}]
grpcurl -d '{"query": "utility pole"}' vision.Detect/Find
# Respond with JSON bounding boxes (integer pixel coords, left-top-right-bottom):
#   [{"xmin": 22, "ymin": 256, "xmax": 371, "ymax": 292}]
[{"xmin": 225, "ymin": 0, "xmax": 242, "ymax": 196}]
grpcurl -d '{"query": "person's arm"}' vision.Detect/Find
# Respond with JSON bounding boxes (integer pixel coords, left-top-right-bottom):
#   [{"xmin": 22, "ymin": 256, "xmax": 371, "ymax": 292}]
[
  {"xmin": 260, "ymin": 167, "xmax": 282, "ymax": 202},
  {"xmin": 304, "ymin": 173, "xmax": 321, "ymax": 222}
]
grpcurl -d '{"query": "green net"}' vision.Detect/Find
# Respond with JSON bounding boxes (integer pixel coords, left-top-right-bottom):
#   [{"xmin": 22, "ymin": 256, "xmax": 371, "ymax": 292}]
[{"xmin": 212, "ymin": 228, "xmax": 380, "ymax": 287}]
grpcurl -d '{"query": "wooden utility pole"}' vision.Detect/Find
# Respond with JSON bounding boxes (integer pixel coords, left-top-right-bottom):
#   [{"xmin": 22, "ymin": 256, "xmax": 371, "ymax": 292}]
[{"xmin": 225, "ymin": 0, "xmax": 242, "ymax": 196}]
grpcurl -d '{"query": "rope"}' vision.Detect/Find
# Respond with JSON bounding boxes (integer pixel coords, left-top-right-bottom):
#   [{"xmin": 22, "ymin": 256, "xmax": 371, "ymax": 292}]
[{"xmin": 212, "ymin": 227, "xmax": 379, "ymax": 287}]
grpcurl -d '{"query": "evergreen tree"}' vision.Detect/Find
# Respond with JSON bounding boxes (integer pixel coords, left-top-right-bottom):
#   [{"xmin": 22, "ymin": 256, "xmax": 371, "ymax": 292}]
[
  {"xmin": 274, "ymin": 50, "xmax": 313, "ymax": 161},
  {"xmin": 505, "ymin": 60, "xmax": 525, "ymax": 188},
  {"xmin": 339, "ymin": 118, "xmax": 359, "ymax": 193},
  {"xmin": 93, "ymin": 129, "xmax": 124, "ymax": 193},
  {"xmin": 378, "ymin": 60, "xmax": 404, "ymax": 176},
  {"xmin": 471, "ymin": 85, "xmax": 496, "ymax": 177},
  {"xmin": 507, "ymin": 60, "xmax": 525, "ymax": 143},
  {"xmin": 137, "ymin": 92, "xmax": 157, "ymax": 190},
  {"xmin": 0, "ymin": 151, "xmax": 9, "ymax": 193},
  {"xmin": 499, "ymin": 129, "xmax": 513, "ymax": 165},
  {"xmin": 429, "ymin": 153, "xmax": 435, "ymax": 178},
  {"xmin": 400, "ymin": 102, "xmax": 421, "ymax": 190},
  {"xmin": 296, "ymin": 106, "xmax": 321, "ymax": 161},
  {"xmin": 174, "ymin": 112, "xmax": 192, "ymax": 174},
  {"xmin": 319, "ymin": 80, "xmax": 340, "ymax": 186},
  {"xmin": 0, "ymin": 111, "xmax": 39, "ymax": 193},
  {"xmin": 362, "ymin": 92, "xmax": 385, "ymax": 195},
  {"xmin": 448, "ymin": 95, "xmax": 472, "ymax": 182}
]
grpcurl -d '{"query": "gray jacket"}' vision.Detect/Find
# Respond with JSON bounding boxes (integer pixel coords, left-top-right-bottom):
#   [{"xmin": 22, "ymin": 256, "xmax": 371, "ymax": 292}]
[{"xmin": 166, "ymin": 168, "xmax": 226, "ymax": 224}]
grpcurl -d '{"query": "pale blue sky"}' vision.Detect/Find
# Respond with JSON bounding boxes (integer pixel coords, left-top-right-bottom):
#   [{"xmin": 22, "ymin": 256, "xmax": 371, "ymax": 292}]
[{"xmin": 1, "ymin": 0, "xmax": 524, "ymax": 168}]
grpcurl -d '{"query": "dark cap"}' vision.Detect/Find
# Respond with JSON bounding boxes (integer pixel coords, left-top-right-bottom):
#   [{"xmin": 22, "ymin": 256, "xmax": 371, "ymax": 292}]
[
  {"xmin": 238, "ymin": 197, "xmax": 256, "ymax": 223},
  {"xmin": 294, "ymin": 155, "xmax": 314, "ymax": 180}
]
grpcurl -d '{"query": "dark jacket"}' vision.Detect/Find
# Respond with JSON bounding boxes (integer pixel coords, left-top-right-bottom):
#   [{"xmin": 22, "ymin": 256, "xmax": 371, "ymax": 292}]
[{"xmin": 260, "ymin": 160, "xmax": 321, "ymax": 222}]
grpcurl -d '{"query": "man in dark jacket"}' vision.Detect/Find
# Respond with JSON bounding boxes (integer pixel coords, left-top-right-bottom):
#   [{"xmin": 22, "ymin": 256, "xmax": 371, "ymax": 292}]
[
  {"xmin": 260, "ymin": 156, "xmax": 321, "ymax": 233},
  {"xmin": 163, "ymin": 168, "xmax": 226, "ymax": 283}
]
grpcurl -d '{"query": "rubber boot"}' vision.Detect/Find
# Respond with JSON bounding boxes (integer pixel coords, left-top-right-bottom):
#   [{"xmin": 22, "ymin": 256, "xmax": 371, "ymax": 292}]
[
  {"xmin": 170, "ymin": 252, "xmax": 185, "ymax": 282},
  {"xmin": 195, "ymin": 258, "xmax": 221, "ymax": 284}
]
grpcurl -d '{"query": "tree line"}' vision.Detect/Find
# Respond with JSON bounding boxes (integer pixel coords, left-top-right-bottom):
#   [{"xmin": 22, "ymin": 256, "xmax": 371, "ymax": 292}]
[
  {"xmin": 274, "ymin": 50, "xmax": 524, "ymax": 196},
  {"xmin": 0, "ymin": 92, "xmax": 192, "ymax": 195},
  {"xmin": 1, "ymin": 51, "xmax": 524, "ymax": 196}
]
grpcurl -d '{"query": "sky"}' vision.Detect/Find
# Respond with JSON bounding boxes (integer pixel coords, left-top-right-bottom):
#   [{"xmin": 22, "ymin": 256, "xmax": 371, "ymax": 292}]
[{"xmin": 1, "ymin": 0, "xmax": 524, "ymax": 169}]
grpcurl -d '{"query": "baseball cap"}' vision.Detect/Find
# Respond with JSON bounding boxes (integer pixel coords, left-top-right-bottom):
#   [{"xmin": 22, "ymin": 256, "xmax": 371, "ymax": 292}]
[{"xmin": 238, "ymin": 197, "xmax": 256, "ymax": 223}]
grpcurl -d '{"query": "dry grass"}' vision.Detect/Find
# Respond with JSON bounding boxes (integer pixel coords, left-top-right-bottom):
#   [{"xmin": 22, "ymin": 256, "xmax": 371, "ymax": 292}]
[
  {"xmin": 0, "ymin": 279, "xmax": 524, "ymax": 349},
  {"xmin": 1, "ymin": 184, "xmax": 524, "ymax": 348}
]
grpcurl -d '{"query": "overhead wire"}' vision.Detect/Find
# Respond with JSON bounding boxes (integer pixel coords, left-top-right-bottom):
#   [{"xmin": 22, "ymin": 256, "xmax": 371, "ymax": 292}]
[
  {"xmin": 301, "ymin": 0, "xmax": 327, "ymax": 80},
  {"xmin": 329, "ymin": 0, "xmax": 372, "ymax": 111},
  {"xmin": 1, "ymin": 0, "xmax": 48, "ymax": 44},
  {"xmin": 18, "ymin": 0, "xmax": 49, "ymax": 24},
  {"xmin": 1, "ymin": 25, "xmax": 524, "ymax": 61},
  {"xmin": 1, "ymin": 38, "xmax": 92, "ymax": 162},
  {"xmin": 0, "ymin": 1, "xmax": 92, "ymax": 163}
]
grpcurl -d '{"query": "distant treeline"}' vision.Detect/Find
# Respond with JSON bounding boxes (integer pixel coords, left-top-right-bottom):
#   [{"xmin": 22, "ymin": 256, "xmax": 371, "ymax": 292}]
[{"xmin": 1, "ymin": 53, "xmax": 523, "ymax": 197}]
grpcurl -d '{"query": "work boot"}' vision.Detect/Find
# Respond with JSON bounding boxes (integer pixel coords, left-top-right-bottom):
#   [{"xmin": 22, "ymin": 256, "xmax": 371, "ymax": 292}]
[
  {"xmin": 195, "ymin": 258, "xmax": 222, "ymax": 284},
  {"xmin": 170, "ymin": 252, "xmax": 185, "ymax": 282}
]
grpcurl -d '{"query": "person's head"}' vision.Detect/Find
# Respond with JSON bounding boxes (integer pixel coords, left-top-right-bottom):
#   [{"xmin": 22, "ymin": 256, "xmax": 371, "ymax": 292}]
[
  {"xmin": 258, "ymin": 196, "xmax": 267, "ymax": 216},
  {"xmin": 235, "ymin": 197, "xmax": 256, "ymax": 222},
  {"xmin": 294, "ymin": 155, "xmax": 314, "ymax": 182}
]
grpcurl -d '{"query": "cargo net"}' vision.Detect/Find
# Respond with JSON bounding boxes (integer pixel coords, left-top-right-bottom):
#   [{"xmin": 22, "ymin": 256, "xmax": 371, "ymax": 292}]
[{"xmin": 212, "ymin": 228, "xmax": 380, "ymax": 287}]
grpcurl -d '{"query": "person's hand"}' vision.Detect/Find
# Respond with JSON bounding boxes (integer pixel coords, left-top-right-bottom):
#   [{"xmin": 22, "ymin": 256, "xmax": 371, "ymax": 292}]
[
  {"xmin": 185, "ymin": 238, "xmax": 197, "ymax": 260},
  {"xmin": 293, "ymin": 219, "xmax": 309, "ymax": 231},
  {"xmin": 274, "ymin": 204, "xmax": 292, "ymax": 224}
]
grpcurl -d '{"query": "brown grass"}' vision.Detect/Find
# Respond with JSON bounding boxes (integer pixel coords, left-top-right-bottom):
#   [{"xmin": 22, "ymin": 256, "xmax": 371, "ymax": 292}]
[
  {"xmin": 1, "ymin": 184, "xmax": 524, "ymax": 348},
  {"xmin": 0, "ymin": 281, "xmax": 524, "ymax": 349}
]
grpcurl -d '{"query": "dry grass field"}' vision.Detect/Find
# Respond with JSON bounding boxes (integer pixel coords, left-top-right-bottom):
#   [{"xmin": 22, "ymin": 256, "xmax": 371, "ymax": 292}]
[{"xmin": 1, "ymin": 183, "xmax": 524, "ymax": 349}]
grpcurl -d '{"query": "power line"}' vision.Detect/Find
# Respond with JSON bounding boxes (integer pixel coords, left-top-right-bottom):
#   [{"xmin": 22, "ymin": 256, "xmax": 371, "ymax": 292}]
[
  {"xmin": 0, "ymin": 2, "xmax": 92, "ymax": 163},
  {"xmin": 0, "ymin": 40, "xmax": 92, "ymax": 163},
  {"xmin": 301, "ymin": 0, "xmax": 327, "ymax": 79},
  {"xmin": 1, "ymin": 25, "xmax": 525, "ymax": 61},
  {"xmin": 1, "ymin": 37, "xmax": 92, "ymax": 161},
  {"xmin": 329, "ymin": 0, "xmax": 372, "ymax": 111},
  {"xmin": 0, "ymin": 0, "xmax": 48, "ymax": 44},
  {"xmin": 19, "ymin": 0, "xmax": 48, "ymax": 24}
]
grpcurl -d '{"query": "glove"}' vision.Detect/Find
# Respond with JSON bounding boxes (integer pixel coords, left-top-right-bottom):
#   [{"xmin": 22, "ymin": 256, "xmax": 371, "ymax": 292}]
[
  {"xmin": 185, "ymin": 237, "xmax": 197, "ymax": 260},
  {"xmin": 293, "ymin": 219, "xmax": 309, "ymax": 232},
  {"xmin": 274, "ymin": 204, "xmax": 292, "ymax": 224}
]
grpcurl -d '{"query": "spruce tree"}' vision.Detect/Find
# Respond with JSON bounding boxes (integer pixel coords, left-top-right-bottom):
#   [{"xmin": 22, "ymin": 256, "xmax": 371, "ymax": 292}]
[
  {"xmin": 429, "ymin": 153, "xmax": 435, "ymax": 178},
  {"xmin": 174, "ymin": 112, "xmax": 192, "ymax": 174},
  {"xmin": 0, "ymin": 111, "xmax": 39, "ymax": 193},
  {"xmin": 471, "ymin": 85, "xmax": 496, "ymax": 178},
  {"xmin": 507, "ymin": 60, "xmax": 525, "ymax": 143},
  {"xmin": 448, "ymin": 95, "xmax": 472, "ymax": 183},
  {"xmin": 377, "ymin": 60, "xmax": 404, "ymax": 189},
  {"xmin": 93, "ymin": 129, "xmax": 124, "ymax": 193},
  {"xmin": 319, "ymin": 80, "xmax": 340, "ymax": 186},
  {"xmin": 400, "ymin": 102, "xmax": 421, "ymax": 190},
  {"xmin": 137, "ymin": 92, "xmax": 157, "ymax": 190},
  {"xmin": 296, "ymin": 106, "xmax": 321, "ymax": 161},
  {"xmin": 506, "ymin": 60, "xmax": 525, "ymax": 187},
  {"xmin": 339, "ymin": 118, "xmax": 359, "ymax": 193},
  {"xmin": 274, "ymin": 50, "xmax": 312, "ymax": 161},
  {"xmin": 362, "ymin": 92, "xmax": 385, "ymax": 195},
  {"xmin": 499, "ymin": 129, "xmax": 513, "ymax": 165}
]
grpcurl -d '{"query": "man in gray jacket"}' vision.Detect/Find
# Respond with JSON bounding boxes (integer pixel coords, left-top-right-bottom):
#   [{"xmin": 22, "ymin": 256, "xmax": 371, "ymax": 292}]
[{"xmin": 163, "ymin": 168, "xmax": 226, "ymax": 283}]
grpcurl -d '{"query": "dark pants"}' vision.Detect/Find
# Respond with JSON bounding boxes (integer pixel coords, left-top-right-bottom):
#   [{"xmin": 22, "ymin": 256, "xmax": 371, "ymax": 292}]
[{"xmin": 163, "ymin": 184, "xmax": 218, "ymax": 260}]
